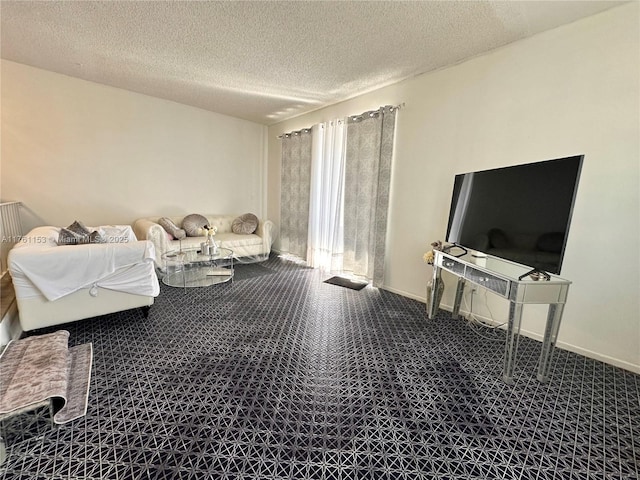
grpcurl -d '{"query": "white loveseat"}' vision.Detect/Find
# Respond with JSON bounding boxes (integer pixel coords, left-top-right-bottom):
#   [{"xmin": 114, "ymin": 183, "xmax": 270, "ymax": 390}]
[{"xmin": 133, "ymin": 214, "xmax": 275, "ymax": 266}]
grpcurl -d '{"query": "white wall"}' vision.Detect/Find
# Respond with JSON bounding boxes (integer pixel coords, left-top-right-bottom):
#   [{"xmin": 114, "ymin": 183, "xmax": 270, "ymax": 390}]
[
  {"xmin": 267, "ymin": 4, "xmax": 640, "ymax": 372},
  {"xmin": 1, "ymin": 60, "xmax": 267, "ymax": 231}
]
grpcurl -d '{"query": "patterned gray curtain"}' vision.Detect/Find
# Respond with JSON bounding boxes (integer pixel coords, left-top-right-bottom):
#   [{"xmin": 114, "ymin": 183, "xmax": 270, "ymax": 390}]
[
  {"xmin": 280, "ymin": 129, "xmax": 313, "ymax": 259},
  {"xmin": 343, "ymin": 106, "xmax": 397, "ymax": 287}
]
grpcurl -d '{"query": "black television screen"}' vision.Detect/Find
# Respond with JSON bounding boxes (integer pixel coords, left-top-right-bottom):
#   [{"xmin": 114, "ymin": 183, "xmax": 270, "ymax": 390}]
[{"xmin": 445, "ymin": 155, "xmax": 583, "ymax": 275}]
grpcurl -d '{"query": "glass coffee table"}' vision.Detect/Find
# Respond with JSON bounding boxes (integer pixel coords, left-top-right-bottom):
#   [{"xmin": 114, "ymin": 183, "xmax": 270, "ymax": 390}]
[{"xmin": 161, "ymin": 246, "xmax": 234, "ymax": 289}]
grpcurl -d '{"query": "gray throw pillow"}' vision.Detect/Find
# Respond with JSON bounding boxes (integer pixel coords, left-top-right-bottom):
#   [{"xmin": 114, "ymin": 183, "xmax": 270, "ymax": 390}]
[
  {"xmin": 182, "ymin": 214, "xmax": 210, "ymax": 237},
  {"xmin": 58, "ymin": 227, "xmax": 81, "ymax": 245},
  {"xmin": 58, "ymin": 221, "xmax": 104, "ymax": 245},
  {"xmin": 88, "ymin": 230, "xmax": 106, "ymax": 244},
  {"xmin": 67, "ymin": 220, "xmax": 91, "ymax": 237},
  {"xmin": 158, "ymin": 217, "xmax": 186, "ymax": 240},
  {"xmin": 232, "ymin": 213, "xmax": 259, "ymax": 235}
]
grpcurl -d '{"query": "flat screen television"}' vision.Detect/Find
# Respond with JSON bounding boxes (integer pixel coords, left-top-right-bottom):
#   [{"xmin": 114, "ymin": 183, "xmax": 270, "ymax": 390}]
[{"xmin": 445, "ymin": 155, "xmax": 583, "ymax": 275}]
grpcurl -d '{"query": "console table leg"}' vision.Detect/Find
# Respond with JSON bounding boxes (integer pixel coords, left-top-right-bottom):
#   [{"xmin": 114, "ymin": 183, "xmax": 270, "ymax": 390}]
[
  {"xmin": 451, "ymin": 279, "xmax": 465, "ymax": 319},
  {"xmin": 536, "ymin": 303, "xmax": 564, "ymax": 382},
  {"xmin": 427, "ymin": 266, "xmax": 442, "ymax": 319},
  {"xmin": 503, "ymin": 301, "xmax": 524, "ymax": 384}
]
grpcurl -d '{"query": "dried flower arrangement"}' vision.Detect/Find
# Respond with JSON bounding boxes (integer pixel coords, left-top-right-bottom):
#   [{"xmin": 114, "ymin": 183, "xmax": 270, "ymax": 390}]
[{"xmin": 423, "ymin": 240, "xmax": 443, "ymax": 265}]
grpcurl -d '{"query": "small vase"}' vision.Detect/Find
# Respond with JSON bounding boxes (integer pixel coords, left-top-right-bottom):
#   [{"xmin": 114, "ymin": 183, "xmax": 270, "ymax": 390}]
[{"xmin": 207, "ymin": 236, "xmax": 217, "ymax": 254}]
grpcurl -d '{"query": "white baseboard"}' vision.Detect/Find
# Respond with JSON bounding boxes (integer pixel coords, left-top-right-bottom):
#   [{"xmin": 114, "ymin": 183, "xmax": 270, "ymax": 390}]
[
  {"xmin": 378, "ymin": 286, "xmax": 640, "ymax": 375},
  {"xmin": 0, "ymin": 301, "xmax": 22, "ymax": 346},
  {"xmin": 380, "ymin": 285, "xmax": 425, "ymax": 302},
  {"xmin": 438, "ymin": 301, "xmax": 640, "ymax": 375}
]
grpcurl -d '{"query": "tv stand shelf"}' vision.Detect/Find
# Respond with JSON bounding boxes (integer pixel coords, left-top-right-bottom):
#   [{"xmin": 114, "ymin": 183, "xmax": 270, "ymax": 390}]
[{"xmin": 428, "ymin": 250, "xmax": 571, "ymax": 384}]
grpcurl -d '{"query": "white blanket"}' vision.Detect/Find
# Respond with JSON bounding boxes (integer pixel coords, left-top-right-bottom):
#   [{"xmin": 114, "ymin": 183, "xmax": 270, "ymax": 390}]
[{"xmin": 9, "ymin": 226, "xmax": 158, "ymax": 301}]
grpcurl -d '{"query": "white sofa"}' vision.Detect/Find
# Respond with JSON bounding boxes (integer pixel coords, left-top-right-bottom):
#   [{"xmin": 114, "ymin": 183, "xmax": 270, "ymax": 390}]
[
  {"xmin": 133, "ymin": 214, "xmax": 275, "ymax": 266},
  {"xmin": 8, "ymin": 225, "xmax": 160, "ymax": 331}
]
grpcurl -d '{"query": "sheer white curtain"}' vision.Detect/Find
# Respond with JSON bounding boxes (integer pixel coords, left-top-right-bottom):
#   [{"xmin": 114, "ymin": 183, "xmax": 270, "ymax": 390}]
[{"xmin": 307, "ymin": 119, "xmax": 347, "ymax": 271}]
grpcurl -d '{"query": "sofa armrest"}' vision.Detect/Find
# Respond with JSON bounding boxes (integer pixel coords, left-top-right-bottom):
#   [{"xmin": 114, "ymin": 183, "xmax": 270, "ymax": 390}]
[
  {"xmin": 256, "ymin": 220, "xmax": 275, "ymax": 248},
  {"xmin": 133, "ymin": 218, "xmax": 167, "ymax": 264}
]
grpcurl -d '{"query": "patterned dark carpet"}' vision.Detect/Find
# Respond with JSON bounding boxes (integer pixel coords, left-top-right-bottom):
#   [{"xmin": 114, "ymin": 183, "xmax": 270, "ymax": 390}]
[{"xmin": 1, "ymin": 255, "xmax": 638, "ymax": 480}]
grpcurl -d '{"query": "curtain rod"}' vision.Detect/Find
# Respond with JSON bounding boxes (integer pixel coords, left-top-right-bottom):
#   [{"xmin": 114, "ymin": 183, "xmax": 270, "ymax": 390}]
[
  {"xmin": 277, "ymin": 102, "xmax": 404, "ymax": 139},
  {"xmin": 277, "ymin": 127, "xmax": 312, "ymax": 139}
]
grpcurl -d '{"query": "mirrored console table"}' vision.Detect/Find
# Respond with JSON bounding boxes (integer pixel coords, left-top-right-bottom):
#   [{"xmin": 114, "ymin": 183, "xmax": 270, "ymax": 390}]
[{"xmin": 427, "ymin": 250, "xmax": 571, "ymax": 384}]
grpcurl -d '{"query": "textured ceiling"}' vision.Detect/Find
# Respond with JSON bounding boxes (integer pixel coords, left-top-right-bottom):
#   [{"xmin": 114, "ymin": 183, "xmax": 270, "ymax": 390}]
[{"xmin": 0, "ymin": 1, "xmax": 625, "ymax": 125}]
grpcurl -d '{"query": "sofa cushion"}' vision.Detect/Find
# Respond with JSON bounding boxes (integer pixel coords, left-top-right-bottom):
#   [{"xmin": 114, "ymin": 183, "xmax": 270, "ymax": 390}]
[
  {"xmin": 232, "ymin": 213, "xmax": 259, "ymax": 235},
  {"xmin": 98, "ymin": 225, "xmax": 137, "ymax": 243},
  {"xmin": 158, "ymin": 217, "xmax": 186, "ymax": 240},
  {"xmin": 182, "ymin": 214, "xmax": 210, "ymax": 237},
  {"xmin": 215, "ymin": 232, "xmax": 262, "ymax": 247}
]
